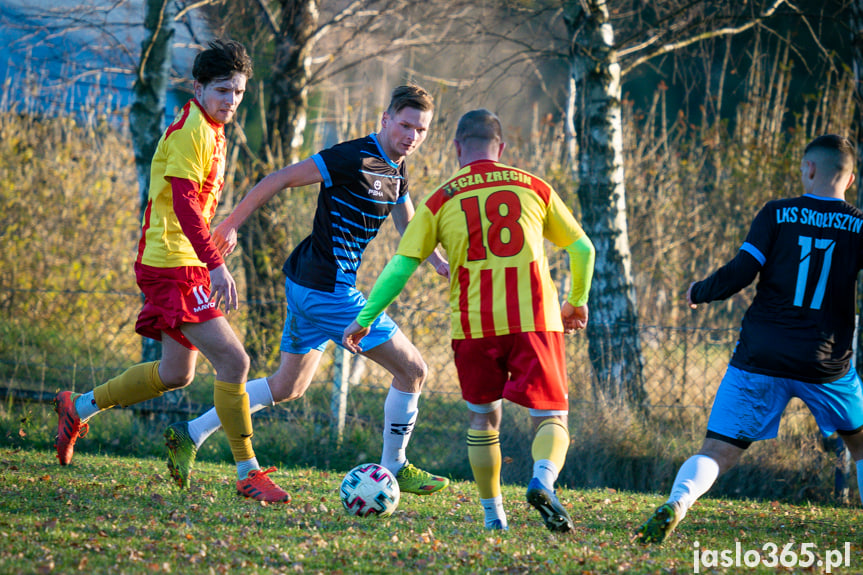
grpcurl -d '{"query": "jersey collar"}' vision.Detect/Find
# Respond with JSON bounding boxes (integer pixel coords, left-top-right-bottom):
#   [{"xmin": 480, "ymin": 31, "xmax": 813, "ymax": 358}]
[
  {"xmin": 803, "ymin": 193, "xmax": 845, "ymax": 202},
  {"xmin": 191, "ymin": 98, "xmax": 223, "ymax": 130},
  {"xmin": 370, "ymin": 133, "xmax": 400, "ymax": 170}
]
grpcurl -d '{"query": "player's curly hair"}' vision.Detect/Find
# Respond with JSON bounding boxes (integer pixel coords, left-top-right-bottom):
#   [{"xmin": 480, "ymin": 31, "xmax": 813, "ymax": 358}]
[{"xmin": 192, "ymin": 40, "xmax": 254, "ymax": 86}]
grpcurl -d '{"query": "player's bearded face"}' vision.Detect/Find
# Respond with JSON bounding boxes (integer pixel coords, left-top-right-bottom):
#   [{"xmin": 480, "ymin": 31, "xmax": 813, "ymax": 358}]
[
  {"xmin": 381, "ymin": 107, "xmax": 433, "ymax": 160},
  {"xmin": 196, "ymin": 74, "xmax": 247, "ymax": 125}
]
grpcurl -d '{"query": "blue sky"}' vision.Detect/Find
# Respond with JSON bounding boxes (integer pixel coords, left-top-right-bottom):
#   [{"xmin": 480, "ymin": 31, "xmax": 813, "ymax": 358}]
[{"xmin": 0, "ymin": 0, "xmax": 202, "ymax": 118}]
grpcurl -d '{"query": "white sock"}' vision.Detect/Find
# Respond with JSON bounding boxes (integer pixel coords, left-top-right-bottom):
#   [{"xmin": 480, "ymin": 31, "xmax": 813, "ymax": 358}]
[
  {"xmin": 857, "ymin": 460, "xmax": 863, "ymax": 506},
  {"xmin": 236, "ymin": 457, "xmax": 260, "ymax": 481},
  {"xmin": 187, "ymin": 377, "xmax": 274, "ymax": 449},
  {"xmin": 75, "ymin": 391, "xmax": 100, "ymax": 422},
  {"xmin": 380, "ymin": 387, "xmax": 419, "ymax": 474},
  {"xmin": 667, "ymin": 454, "xmax": 720, "ymax": 518},
  {"xmin": 247, "ymin": 377, "xmax": 275, "ymax": 412},
  {"xmin": 480, "ymin": 495, "xmax": 507, "ymax": 528},
  {"xmin": 532, "ymin": 459, "xmax": 559, "ymax": 491}
]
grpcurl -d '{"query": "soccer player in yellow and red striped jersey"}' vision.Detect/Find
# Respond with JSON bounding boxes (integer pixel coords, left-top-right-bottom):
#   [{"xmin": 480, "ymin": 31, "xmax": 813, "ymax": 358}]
[
  {"xmin": 343, "ymin": 109, "xmax": 595, "ymax": 532},
  {"xmin": 51, "ymin": 40, "xmax": 290, "ymax": 503}
]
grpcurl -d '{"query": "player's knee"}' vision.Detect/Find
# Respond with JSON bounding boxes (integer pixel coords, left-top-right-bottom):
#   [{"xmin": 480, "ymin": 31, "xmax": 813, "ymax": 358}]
[
  {"xmin": 407, "ymin": 356, "xmax": 428, "ymax": 387},
  {"xmin": 268, "ymin": 372, "xmax": 310, "ymax": 403},
  {"xmin": 161, "ymin": 372, "xmax": 194, "ymax": 390},
  {"xmin": 271, "ymin": 383, "xmax": 306, "ymax": 403},
  {"xmin": 697, "ymin": 437, "xmax": 743, "ymax": 473},
  {"xmin": 212, "ymin": 348, "xmax": 250, "ymax": 384}
]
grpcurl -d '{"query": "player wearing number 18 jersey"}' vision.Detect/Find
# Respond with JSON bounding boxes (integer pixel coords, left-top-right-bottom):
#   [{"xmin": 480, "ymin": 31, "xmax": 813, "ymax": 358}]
[
  {"xmin": 638, "ymin": 135, "xmax": 863, "ymax": 545},
  {"xmin": 406, "ymin": 159, "xmax": 581, "ymax": 340},
  {"xmin": 343, "ymin": 109, "xmax": 596, "ymax": 532}
]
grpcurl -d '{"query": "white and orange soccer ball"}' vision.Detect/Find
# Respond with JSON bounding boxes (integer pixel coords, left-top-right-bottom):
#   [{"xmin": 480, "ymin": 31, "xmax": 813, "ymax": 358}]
[{"xmin": 339, "ymin": 463, "xmax": 400, "ymax": 517}]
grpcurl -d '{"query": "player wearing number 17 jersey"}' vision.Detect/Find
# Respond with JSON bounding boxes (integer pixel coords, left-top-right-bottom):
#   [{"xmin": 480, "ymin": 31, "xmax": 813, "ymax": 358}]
[
  {"xmin": 638, "ymin": 134, "xmax": 863, "ymax": 545},
  {"xmin": 343, "ymin": 109, "xmax": 596, "ymax": 532}
]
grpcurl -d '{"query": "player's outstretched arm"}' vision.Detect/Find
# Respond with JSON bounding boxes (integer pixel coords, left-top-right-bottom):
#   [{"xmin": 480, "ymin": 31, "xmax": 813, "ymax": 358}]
[
  {"xmin": 686, "ymin": 282, "xmax": 698, "ymax": 309},
  {"xmin": 686, "ymin": 249, "xmax": 761, "ymax": 308},
  {"xmin": 214, "ymin": 158, "xmax": 323, "ymax": 255}
]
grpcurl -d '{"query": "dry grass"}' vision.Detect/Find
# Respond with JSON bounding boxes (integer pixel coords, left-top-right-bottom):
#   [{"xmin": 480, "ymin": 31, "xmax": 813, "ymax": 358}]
[{"xmin": 1, "ymin": 47, "xmax": 859, "ymax": 504}]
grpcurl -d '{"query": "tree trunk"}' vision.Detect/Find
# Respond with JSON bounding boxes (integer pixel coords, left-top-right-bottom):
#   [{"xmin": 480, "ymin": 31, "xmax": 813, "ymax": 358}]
[
  {"xmin": 130, "ymin": 0, "xmax": 175, "ymax": 363},
  {"xmin": 241, "ymin": 0, "xmax": 319, "ymax": 369},
  {"xmin": 851, "ymin": 0, "xmax": 863, "ymax": 371},
  {"xmin": 565, "ymin": 0, "xmax": 647, "ymax": 411}
]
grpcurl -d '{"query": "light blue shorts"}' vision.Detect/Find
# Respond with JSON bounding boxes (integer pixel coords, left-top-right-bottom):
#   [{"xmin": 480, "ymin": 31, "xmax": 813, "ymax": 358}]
[
  {"xmin": 707, "ymin": 365, "xmax": 863, "ymax": 445},
  {"xmin": 280, "ymin": 277, "xmax": 399, "ymax": 354}
]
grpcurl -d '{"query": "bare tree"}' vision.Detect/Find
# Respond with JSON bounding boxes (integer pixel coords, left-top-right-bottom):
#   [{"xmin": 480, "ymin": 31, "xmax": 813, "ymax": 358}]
[
  {"xmin": 850, "ymin": 0, "xmax": 863, "ymax": 370},
  {"xmin": 130, "ymin": 0, "xmax": 175, "ymax": 215},
  {"xmin": 452, "ymin": 0, "xmax": 807, "ymax": 410},
  {"xmin": 0, "ymin": 0, "xmax": 209, "ymax": 363},
  {"xmin": 206, "ymin": 0, "xmax": 475, "ymax": 368},
  {"xmin": 129, "ymin": 0, "xmax": 178, "ymax": 363},
  {"xmin": 567, "ymin": 0, "xmax": 801, "ymax": 410}
]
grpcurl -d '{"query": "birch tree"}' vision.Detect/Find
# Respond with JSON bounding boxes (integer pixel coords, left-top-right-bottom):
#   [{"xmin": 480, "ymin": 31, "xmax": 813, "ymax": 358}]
[
  {"xmin": 563, "ymin": 0, "xmax": 797, "ymax": 409},
  {"xmin": 130, "ymin": 0, "xmax": 176, "ymax": 215},
  {"xmin": 210, "ymin": 0, "xmax": 473, "ymax": 367},
  {"xmin": 562, "ymin": 1, "xmax": 645, "ymax": 408},
  {"xmin": 129, "ymin": 0, "xmax": 177, "ymax": 362},
  {"xmin": 850, "ymin": 0, "xmax": 863, "ymax": 369},
  {"xmin": 461, "ymin": 0, "xmax": 798, "ymax": 409}
]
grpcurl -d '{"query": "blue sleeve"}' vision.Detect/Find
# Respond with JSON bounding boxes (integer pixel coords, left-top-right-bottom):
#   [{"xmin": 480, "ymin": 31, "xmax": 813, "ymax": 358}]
[{"xmin": 311, "ymin": 154, "xmax": 332, "ymax": 188}]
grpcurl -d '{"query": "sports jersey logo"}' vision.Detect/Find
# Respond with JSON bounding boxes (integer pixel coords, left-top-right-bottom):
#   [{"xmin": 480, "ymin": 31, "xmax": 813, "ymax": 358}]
[
  {"xmin": 192, "ymin": 285, "xmax": 215, "ymax": 313},
  {"xmin": 369, "ymin": 179, "xmax": 384, "ymax": 197}
]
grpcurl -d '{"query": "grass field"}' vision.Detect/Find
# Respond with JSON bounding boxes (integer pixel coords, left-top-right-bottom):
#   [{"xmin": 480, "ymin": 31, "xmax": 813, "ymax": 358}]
[{"xmin": 1, "ymin": 447, "xmax": 860, "ymax": 574}]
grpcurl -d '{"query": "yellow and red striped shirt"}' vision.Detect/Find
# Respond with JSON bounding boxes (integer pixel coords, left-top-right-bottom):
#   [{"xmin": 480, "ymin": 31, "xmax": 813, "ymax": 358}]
[
  {"xmin": 137, "ymin": 99, "xmax": 227, "ymax": 268},
  {"xmin": 397, "ymin": 160, "xmax": 585, "ymax": 339}
]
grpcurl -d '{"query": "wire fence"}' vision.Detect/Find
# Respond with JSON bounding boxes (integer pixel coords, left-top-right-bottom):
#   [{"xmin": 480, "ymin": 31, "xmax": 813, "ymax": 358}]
[{"xmin": 0, "ymin": 285, "xmax": 851, "ymax": 501}]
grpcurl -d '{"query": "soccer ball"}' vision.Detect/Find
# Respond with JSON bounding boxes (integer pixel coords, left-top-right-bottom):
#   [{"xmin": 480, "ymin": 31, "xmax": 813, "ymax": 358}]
[{"xmin": 339, "ymin": 463, "xmax": 400, "ymax": 517}]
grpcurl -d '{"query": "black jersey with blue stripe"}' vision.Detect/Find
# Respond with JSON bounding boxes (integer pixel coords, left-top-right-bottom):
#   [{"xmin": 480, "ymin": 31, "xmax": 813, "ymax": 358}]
[
  {"xmin": 283, "ymin": 134, "xmax": 409, "ymax": 292},
  {"xmin": 693, "ymin": 194, "xmax": 863, "ymax": 383}
]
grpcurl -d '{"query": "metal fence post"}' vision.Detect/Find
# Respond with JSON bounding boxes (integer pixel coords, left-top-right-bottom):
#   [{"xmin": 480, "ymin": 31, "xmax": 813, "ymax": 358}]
[{"xmin": 331, "ymin": 347, "xmax": 351, "ymax": 445}]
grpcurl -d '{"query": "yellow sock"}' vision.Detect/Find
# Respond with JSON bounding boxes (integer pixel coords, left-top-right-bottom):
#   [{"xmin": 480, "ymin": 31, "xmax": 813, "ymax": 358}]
[
  {"xmin": 532, "ymin": 419, "xmax": 569, "ymax": 471},
  {"xmin": 93, "ymin": 361, "xmax": 168, "ymax": 409},
  {"xmin": 467, "ymin": 429, "xmax": 501, "ymax": 499},
  {"xmin": 214, "ymin": 380, "xmax": 254, "ymax": 463}
]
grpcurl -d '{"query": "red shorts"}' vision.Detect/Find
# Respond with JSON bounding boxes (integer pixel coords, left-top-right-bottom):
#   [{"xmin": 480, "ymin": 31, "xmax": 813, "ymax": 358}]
[
  {"xmin": 451, "ymin": 331, "xmax": 568, "ymax": 411},
  {"xmin": 134, "ymin": 263, "xmax": 223, "ymax": 350}
]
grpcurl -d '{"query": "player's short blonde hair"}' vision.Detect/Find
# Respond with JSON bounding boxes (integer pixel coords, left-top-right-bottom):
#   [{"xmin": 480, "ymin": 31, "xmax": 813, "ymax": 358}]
[{"xmin": 387, "ymin": 84, "xmax": 434, "ymax": 115}]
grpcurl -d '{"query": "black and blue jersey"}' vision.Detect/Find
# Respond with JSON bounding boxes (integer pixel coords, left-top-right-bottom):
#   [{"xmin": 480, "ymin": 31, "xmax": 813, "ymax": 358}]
[
  {"xmin": 691, "ymin": 194, "xmax": 863, "ymax": 383},
  {"xmin": 283, "ymin": 133, "xmax": 409, "ymax": 292}
]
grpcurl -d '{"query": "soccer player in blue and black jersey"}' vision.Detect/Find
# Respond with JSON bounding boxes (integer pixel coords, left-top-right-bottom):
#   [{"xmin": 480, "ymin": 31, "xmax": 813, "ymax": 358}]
[
  {"xmin": 639, "ymin": 134, "xmax": 863, "ymax": 543},
  {"xmin": 163, "ymin": 85, "xmax": 451, "ymax": 496}
]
